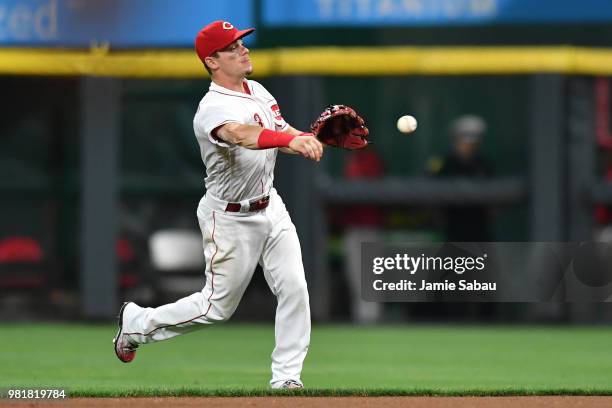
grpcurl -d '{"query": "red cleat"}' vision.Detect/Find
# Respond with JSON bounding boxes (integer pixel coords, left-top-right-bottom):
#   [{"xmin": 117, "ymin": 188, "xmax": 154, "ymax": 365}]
[{"xmin": 113, "ymin": 302, "xmax": 138, "ymax": 363}]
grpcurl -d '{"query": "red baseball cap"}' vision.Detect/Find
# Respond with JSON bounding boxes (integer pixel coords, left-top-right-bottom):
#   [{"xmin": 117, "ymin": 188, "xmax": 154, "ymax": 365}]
[{"xmin": 195, "ymin": 20, "xmax": 255, "ymax": 63}]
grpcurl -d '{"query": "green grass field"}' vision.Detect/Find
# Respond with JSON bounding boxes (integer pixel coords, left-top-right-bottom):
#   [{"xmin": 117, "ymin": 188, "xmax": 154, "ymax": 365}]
[{"xmin": 1, "ymin": 324, "xmax": 611, "ymax": 397}]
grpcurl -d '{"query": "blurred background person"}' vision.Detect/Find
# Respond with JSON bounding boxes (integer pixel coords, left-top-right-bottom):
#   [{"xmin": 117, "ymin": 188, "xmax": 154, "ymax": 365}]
[
  {"xmin": 342, "ymin": 148, "xmax": 386, "ymax": 323},
  {"xmin": 425, "ymin": 115, "xmax": 496, "ymax": 320},
  {"xmin": 429, "ymin": 115, "xmax": 493, "ymax": 242}
]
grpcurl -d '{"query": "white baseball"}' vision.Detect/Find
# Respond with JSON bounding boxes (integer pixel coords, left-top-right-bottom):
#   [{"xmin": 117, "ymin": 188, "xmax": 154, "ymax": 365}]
[{"xmin": 397, "ymin": 115, "xmax": 417, "ymax": 133}]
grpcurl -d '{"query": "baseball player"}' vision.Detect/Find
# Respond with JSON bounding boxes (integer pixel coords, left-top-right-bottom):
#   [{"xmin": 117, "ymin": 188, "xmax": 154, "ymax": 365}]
[{"xmin": 113, "ymin": 20, "xmax": 323, "ymax": 389}]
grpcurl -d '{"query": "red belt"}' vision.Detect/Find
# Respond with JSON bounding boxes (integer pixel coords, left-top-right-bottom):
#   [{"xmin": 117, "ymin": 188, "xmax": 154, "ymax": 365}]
[{"xmin": 225, "ymin": 195, "xmax": 270, "ymax": 213}]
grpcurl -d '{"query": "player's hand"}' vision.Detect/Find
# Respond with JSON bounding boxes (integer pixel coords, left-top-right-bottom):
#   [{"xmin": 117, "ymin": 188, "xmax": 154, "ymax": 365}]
[{"xmin": 289, "ymin": 135, "xmax": 324, "ymax": 162}]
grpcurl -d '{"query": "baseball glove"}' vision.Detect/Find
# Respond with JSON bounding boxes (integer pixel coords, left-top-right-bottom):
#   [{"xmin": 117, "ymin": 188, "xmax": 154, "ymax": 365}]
[{"xmin": 310, "ymin": 105, "xmax": 369, "ymax": 150}]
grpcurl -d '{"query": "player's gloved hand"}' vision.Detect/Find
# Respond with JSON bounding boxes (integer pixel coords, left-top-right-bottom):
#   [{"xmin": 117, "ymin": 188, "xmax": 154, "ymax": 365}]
[
  {"xmin": 289, "ymin": 135, "xmax": 324, "ymax": 162},
  {"xmin": 311, "ymin": 104, "xmax": 369, "ymax": 150}
]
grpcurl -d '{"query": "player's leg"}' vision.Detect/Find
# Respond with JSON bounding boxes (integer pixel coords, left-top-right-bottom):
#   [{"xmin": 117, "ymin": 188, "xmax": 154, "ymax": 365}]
[
  {"xmin": 259, "ymin": 190, "xmax": 310, "ymax": 387},
  {"xmin": 122, "ymin": 207, "xmax": 266, "ymax": 344}
]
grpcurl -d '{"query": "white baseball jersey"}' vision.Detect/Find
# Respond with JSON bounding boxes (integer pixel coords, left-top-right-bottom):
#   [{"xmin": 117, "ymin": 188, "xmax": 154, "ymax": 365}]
[{"xmin": 193, "ymin": 80, "xmax": 288, "ymax": 202}]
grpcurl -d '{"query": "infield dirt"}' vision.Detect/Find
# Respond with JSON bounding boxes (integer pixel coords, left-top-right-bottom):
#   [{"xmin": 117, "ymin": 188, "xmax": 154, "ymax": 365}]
[{"xmin": 3, "ymin": 396, "xmax": 612, "ymax": 407}]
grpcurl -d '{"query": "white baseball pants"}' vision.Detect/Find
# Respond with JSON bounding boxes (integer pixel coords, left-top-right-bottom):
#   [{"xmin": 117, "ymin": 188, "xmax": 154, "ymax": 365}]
[{"xmin": 123, "ymin": 188, "xmax": 311, "ymax": 386}]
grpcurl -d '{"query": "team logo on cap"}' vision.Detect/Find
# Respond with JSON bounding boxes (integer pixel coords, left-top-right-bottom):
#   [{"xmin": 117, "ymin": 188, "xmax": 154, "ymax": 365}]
[{"xmin": 223, "ymin": 22, "xmax": 234, "ymax": 30}]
